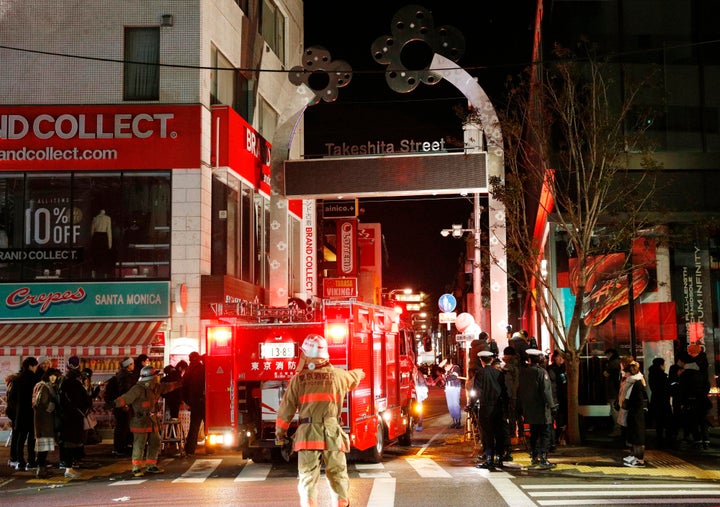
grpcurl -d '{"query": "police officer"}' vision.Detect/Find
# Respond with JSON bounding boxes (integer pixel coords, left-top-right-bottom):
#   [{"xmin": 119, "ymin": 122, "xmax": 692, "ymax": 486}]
[
  {"xmin": 115, "ymin": 365, "xmax": 181, "ymax": 477},
  {"xmin": 473, "ymin": 350, "xmax": 508, "ymax": 470},
  {"xmin": 275, "ymin": 334, "xmax": 365, "ymax": 507},
  {"xmin": 517, "ymin": 348, "xmax": 557, "ymax": 469}
]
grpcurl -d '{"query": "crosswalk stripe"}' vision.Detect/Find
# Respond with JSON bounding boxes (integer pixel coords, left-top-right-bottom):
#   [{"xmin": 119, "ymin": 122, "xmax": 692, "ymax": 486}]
[
  {"xmin": 172, "ymin": 458, "xmax": 222, "ymax": 483},
  {"xmin": 530, "ymin": 489, "xmax": 720, "ymax": 498},
  {"xmin": 234, "ymin": 462, "xmax": 272, "ymax": 482},
  {"xmin": 405, "ymin": 457, "xmax": 451, "ymax": 478},
  {"xmin": 537, "ymin": 499, "xmax": 720, "ymax": 506},
  {"xmin": 109, "ymin": 479, "xmax": 147, "ymax": 486},
  {"xmin": 523, "ymin": 483, "xmax": 720, "ymax": 490},
  {"xmin": 366, "ymin": 477, "xmax": 396, "ymax": 507}
]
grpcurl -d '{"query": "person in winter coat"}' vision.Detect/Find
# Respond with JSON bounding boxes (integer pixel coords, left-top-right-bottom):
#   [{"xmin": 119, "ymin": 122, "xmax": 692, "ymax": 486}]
[
  {"xmin": 32, "ymin": 367, "xmax": 61, "ymax": 478},
  {"xmin": 517, "ymin": 349, "xmax": 557, "ymax": 469},
  {"xmin": 547, "ymin": 350, "xmax": 568, "ymax": 448},
  {"xmin": 472, "ymin": 350, "xmax": 508, "ymax": 470},
  {"xmin": 115, "ymin": 365, "xmax": 182, "ymax": 477},
  {"xmin": 501, "ymin": 346, "xmax": 521, "ymax": 461},
  {"xmin": 275, "ymin": 334, "xmax": 365, "ymax": 507},
  {"xmin": 10, "ymin": 356, "xmax": 39, "ymax": 471},
  {"xmin": 182, "ymin": 352, "xmax": 206, "ymax": 455},
  {"xmin": 106, "ymin": 357, "xmax": 136, "ymax": 457},
  {"xmin": 161, "ymin": 365, "xmax": 183, "ymax": 419},
  {"xmin": 648, "ymin": 357, "xmax": 672, "ymax": 448},
  {"xmin": 617, "ymin": 361, "xmax": 649, "ymax": 467},
  {"xmin": 58, "ymin": 356, "xmax": 92, "ymax": 479},
  {"xmin": 677, "ymin": 352, "xmax": 711, "ymax": 448}
]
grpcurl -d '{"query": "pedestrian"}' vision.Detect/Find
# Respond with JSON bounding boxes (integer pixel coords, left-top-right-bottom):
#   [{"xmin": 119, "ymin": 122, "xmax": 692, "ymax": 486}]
[
  {"xmin": 35, "ymin": 356, "xmax": 53, "ymax": 383},
  {"xmin": 105, "ymin": 357, "xmax": 136, "ymax": 456},
  {"xmin": 547, "ymin": 350, "xmax": 568, "ymax": 448},
  {"xmin": 161, "ymin": 365, "xmax": 183, "ymax": 419},
  {"xmin": 58, "ymin": 355, "xmax": 91, "ymax": 478},
  {"xmin": 603, "ymin": 348, "xmax": 622, "ymax": 437},
  {"xmin": 5, "ymin": 370, "xmax": 20, "ymax": 469},
  {"xmin": 10, "ymin": 356, "xmax": 39, "ymax": 471},
  {"xmin": 618, "ymin": 361, "xmax": 649, "ymax": 467},
  {"xmin": 501, "ymin": 346, "xmax": 521, "ymax": 460},
  {"xmin": 677, "ymin": 352, "xmax": 711, "ymax": 449},
  {"xmin": 182, "ymin": 351, "xmax": 206, "ymax": 455},
  {"xmin": 440, "ymin": 358, "xmax": 464, "ymax": 429},
  {"xmin": 517, "ymin": 348, "xmax": 557, "ymax": 469},
  {"xmin": 115, "ymin": 365, "xmax": 182, "ymax": 477},
  {"xmin": 81, "ymin": 368, "xmax": 101, "ymax": 400},
  {"xmin": 32, "ymin": 367, "xmax": 61, "ymax": 478},
  {"xmin": 473, "ymin": 350, "xmax": 508, "ymax": 470},
  {"xmin": 648, "ymin": 357, "xmax": 672, "ymax": 448},
  {"xmin": 131, "ymin": 354, "xmax": 150, "ymax": 383},
  {"xmin": 508, "ymin": 332, "xmax": 530, "ymax": 364},
  {"xmin": 413, "ymin": 367, "xmax": 429, "ymax": 431},
  {"xmin": 667, "ymin": 360, "xmax": 684, "ymax": 445},
  {"xmin": 275, "ymin": 334, "xmax": 365, "ymax": 507}
]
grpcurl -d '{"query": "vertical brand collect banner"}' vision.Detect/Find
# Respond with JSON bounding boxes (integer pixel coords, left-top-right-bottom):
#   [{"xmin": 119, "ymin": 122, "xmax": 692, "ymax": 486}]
[
  {"xmin": 337, "ymin": 219, "xmax": 357, "ymax": 276},
  {"xmin": 302, "ymin": 200, "xmax": 316, "ymax": 298}
]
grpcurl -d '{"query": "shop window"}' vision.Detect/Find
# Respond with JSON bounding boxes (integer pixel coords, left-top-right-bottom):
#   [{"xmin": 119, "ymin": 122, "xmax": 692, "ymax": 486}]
[
  {"xmin": 258, "ymin": 97, "xmax": 278, "ymax": 143},
  {"xmin": 124, "ymin": 27, "xmax": 160, "ymax": 101},
  {"xmin": 211, "ymin": 46, "xmax": 254, "ymax": 121},
  {"xmin": 0, "ymin": 171, "xmax": 171, "ymax": 282},
  {"xmin": 211, "ymin": 173, "xmax": 257, "ymax": 284},
  {"xmin": 260, "ymin": 0, "xmax": 285, "ymax": 64}
]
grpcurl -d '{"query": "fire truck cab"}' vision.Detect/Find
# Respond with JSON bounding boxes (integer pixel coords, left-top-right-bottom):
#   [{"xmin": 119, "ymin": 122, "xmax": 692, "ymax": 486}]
[{"xmin": 204, "ymin": 299, "xmax": 418, "ymax": 462}]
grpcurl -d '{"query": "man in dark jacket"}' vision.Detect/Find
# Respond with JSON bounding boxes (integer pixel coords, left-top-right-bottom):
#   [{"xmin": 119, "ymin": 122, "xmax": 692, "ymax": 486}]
[
  {"xmin": 518, "ymin": 349, "xmax": 556, "ymax": 469},
  {"xmin": 10, "ymin": 356, "xmax": 39, "ymax": 471},
  {"xmin": 472, "ymin": 350, "xmax": 508, "ymax": 470},
  {"xmin": 182, "ymin": 352, "xmax": 206, "ymax": 455},
  {"xmin": 108, "ymin": 357, "xmax": 136, "ymax": 456}
]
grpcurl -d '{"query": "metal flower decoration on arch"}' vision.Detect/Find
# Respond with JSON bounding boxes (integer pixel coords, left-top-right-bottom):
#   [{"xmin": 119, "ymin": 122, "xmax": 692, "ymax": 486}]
[
  {"xmin": 289, "ymin": 46, "xmax": 352, "ymax": 103},
  {"xmin": 370, "ymin": 4, "xmax": 465, "ymax": 94}
]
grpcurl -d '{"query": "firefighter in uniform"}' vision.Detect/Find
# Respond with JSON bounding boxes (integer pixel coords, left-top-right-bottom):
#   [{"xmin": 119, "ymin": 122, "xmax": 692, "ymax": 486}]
[
  {"xmin": 115, "ymin": 365, "xmax": 182, "ymax": 477},
  {"xmin": 275, "ymin": 334, "xmax": 365, "ymax": 507}
]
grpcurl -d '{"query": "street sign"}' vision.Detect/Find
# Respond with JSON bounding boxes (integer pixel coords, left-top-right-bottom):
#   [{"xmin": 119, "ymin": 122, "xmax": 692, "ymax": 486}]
[
  {"xmin": 438, "ymin": 293, "xmax": 457, "ymax": 313},
  {"xmin": 438, "ymin": 311, "xmax": 457, "ymax": 324}
]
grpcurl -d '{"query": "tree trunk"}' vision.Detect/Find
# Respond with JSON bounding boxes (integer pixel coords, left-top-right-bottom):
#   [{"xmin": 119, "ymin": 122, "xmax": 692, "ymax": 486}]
[{"xmin": 566, "ymin": 350, "xmax": 582, "ymax": 444}]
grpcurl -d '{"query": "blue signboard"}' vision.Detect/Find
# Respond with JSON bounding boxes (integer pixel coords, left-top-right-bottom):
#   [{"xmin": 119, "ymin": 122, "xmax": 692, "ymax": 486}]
[
  {"xmin": 438, "ymin": 293, "xmax": 457, "ymax": 313},
  {"xmin": 0, "ymin": 281, "xmax": 170, "ymax": 319}
]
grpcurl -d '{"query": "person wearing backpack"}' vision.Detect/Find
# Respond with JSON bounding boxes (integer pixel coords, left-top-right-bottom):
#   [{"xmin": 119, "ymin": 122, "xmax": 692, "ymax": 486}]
[
  {"xmin": 10, "ymin": 357, "xmax": 39, "ymax": 471},
  {"xmin": 106, "ymin": 357, "xmax": 136, "ymax": 457}
]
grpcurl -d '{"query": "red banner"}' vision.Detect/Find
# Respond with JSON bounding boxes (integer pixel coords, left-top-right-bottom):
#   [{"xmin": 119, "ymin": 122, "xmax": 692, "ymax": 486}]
[{"xmin": 0, "ymin": 105, "xmax": 201, "ymax": 170}]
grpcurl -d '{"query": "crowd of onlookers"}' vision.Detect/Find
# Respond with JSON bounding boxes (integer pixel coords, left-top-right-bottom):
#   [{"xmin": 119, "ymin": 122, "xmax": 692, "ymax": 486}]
[
  {"xmin": 424, "ymin": 326, "xmax": 712, "ymax": 471},
  {"xmin": 4, "ymin": 351, "xmax": 206, "ymax": 479}
]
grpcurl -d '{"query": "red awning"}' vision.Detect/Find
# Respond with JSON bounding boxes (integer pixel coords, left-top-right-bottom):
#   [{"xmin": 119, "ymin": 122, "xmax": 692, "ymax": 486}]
[{"xmin": 0, "ymin": 321, "xmax": 163, "ymax": 356}]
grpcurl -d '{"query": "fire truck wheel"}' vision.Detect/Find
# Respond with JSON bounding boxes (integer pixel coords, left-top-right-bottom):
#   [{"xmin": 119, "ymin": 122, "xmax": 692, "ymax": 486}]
[
  {"xmin": 365, "ymin": 421, "xmax": 385, "ymax": 463},
  {"xmin": 397, "ymin": 419, "xmax": 413, "ymax": 446}
]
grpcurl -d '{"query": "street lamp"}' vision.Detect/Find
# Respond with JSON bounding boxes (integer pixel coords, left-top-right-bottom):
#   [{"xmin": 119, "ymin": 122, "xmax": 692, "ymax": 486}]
[{"xmin": 440, "ymin": 195, "xmax": 484, "ymax": 328}]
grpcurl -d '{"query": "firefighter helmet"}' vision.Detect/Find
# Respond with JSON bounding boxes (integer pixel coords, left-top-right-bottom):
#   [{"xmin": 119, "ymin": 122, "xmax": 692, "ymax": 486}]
[
  {"xmin": 301, "ymin": 334, "xmax": 329, "ymax": 359},
  {"xmin": 138, "ymin": 365, "xmax": 162, "ymax": 382}
]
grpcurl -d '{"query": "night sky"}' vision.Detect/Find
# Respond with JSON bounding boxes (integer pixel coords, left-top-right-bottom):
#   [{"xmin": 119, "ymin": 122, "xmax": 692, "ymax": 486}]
[{"xmin": 302, "ymin": 1, "xmax": 536, "ymax": 302}]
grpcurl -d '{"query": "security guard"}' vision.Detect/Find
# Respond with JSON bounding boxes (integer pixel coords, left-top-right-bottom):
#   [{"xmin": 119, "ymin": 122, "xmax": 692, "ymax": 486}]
[
  {"xmin": 115, "ymin": 365, "xmax": 181, "ymax": 477},
  {"xmin": 275, "ymin": 334, "xmax": 365, "ymax": 507}
]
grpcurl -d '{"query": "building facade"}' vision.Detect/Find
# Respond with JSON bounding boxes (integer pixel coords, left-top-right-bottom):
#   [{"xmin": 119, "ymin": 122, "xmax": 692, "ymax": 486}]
[
  {"xmin": 0, "ymin": 0, "xmax": 305, "ymax": 428},
  {"xmin": 528, "ymin": 0, "xmax": 719, "ymax": 415}
]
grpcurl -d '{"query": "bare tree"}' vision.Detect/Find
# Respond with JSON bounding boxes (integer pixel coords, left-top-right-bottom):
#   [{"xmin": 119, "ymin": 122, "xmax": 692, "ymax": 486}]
[{"xmin": 488, "ymin": 46, "xmax": 661, "ymax": 444}]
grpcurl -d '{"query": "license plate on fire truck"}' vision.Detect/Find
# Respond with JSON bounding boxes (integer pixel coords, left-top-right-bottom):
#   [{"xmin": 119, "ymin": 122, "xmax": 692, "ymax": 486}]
[{"xmin": 260, "ymin": 342, "xmax": 297, "ymax": 359}]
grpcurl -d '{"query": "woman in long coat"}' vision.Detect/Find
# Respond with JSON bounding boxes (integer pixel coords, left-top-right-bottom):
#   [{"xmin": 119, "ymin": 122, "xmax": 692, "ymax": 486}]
[
  {"xmin": 33, "ymin": 368, "xmax": 61, "ymax": 478},
  {"xmin": 618, "ymin": 361, "xmax": 649, "ymax": 467},
  {"xmin": 58, "ymin": 359, "xmax": 92, "ymax": 479}
]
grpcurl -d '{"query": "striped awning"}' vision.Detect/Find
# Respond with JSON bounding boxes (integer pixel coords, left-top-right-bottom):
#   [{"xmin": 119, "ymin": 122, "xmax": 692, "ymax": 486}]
[{"xmin": 0, "ymin": 321, "xmax": 163, "ymax": 357}]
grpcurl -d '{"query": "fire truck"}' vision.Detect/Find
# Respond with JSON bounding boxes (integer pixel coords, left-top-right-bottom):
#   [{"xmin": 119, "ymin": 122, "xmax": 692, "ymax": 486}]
[{"xmin": 203, "ymin": 299, "xmax": 418, "ymax": 462}]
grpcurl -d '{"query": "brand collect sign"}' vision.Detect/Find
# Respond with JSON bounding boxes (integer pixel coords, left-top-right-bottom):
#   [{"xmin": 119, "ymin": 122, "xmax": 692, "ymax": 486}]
[
  {"xmin": 0, "ymin": 281, "xmax": 170, "ymax": 319},
  {"xmin": 0, "ymin": 105, "xmax": 201, "ymax": 170}
]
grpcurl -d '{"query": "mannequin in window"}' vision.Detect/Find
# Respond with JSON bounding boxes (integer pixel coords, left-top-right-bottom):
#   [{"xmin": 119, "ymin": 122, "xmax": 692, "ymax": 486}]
[{"xmin": 90, "ymin": 209, "xmax": 113, "ymax": 278}]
